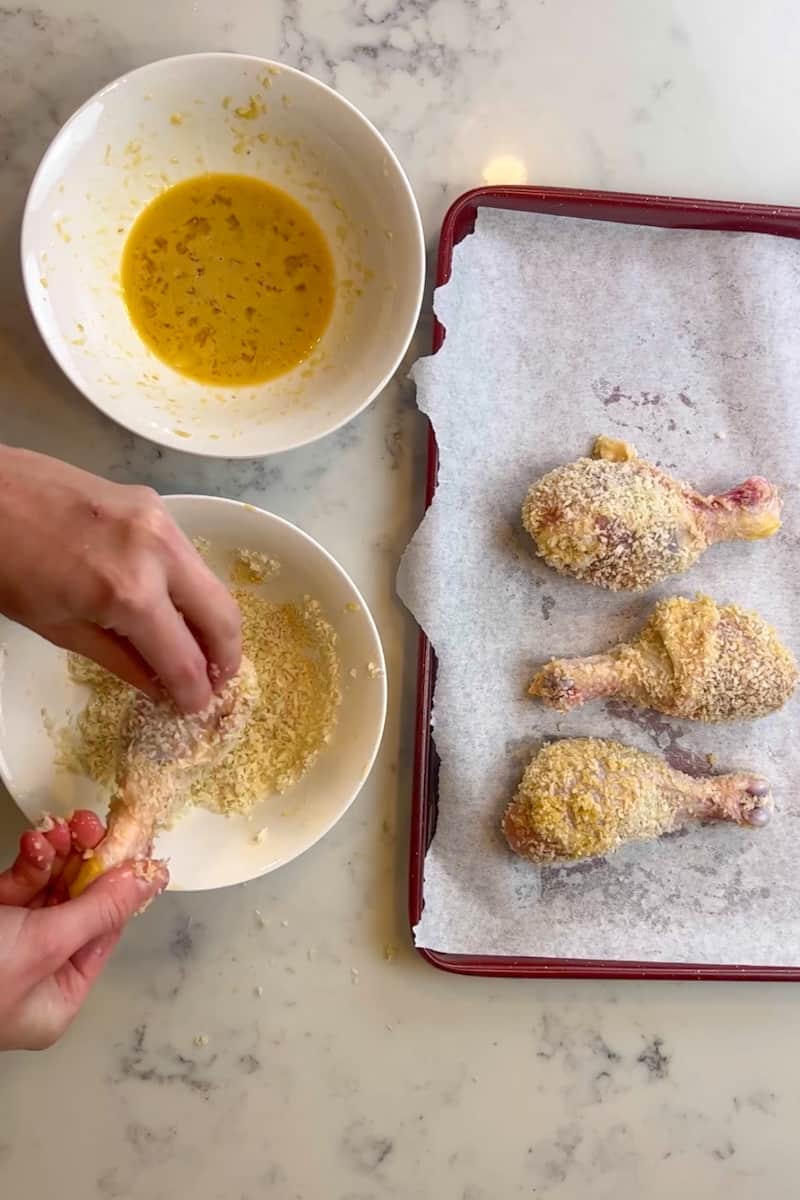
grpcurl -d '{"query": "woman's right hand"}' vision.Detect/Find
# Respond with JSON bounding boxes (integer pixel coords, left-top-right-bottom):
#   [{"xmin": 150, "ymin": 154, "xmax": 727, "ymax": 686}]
[{"xmin": 0, "ymin": 445, "xmax": 241, "ymax": 712}]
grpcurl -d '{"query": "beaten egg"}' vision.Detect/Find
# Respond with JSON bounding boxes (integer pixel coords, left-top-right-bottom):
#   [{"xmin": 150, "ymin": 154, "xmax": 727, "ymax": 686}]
[{"xmin": 121, "ymin": 173, "xmax": 335, "ymax": 387}]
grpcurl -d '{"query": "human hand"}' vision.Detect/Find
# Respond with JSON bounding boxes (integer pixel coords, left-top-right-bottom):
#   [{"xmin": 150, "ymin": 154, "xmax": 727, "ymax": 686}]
[
  {"xmin": 0, "ymin": 813, "xmax": 168, "ymax": 1051},
  {"xmin": 0, "ymin": 445, "xmax": 241, "ymax": 712}
]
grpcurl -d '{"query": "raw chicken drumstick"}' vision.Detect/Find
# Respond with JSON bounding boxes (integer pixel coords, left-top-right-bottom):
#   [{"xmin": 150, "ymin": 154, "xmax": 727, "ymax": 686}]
[
  {"xmin": 530, "ymin": 595, "xmax": 798, "ymax": 720},
  {"xmin": 522, "ymin": 436, "xmax": 781, "ymax": 591},
  {"xmin": 502, "ymin": 738, "xmax": 771, "ymax": 864},
  {"xmin": 69, "ymin": 657, "xmax": 258, "ymax": 897}
]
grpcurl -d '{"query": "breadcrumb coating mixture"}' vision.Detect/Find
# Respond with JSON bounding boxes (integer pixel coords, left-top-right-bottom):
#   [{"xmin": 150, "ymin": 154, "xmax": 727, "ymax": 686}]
[{"xmin": 56, "ymin": 557, "xmax": 339, "ymax": 816}]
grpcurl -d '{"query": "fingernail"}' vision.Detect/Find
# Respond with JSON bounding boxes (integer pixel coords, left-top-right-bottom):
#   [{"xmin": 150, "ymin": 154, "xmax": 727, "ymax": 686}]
[{"xmin": 25, "ymin": 832, "xmax": 50, "ymax": 869}]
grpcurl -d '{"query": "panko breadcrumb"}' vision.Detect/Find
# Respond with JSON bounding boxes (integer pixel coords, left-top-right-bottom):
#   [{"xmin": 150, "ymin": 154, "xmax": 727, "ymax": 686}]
[
  {"xmin": 230, "ymin": 547, "xmax": 281, "ymax": 584},
  {"xmin": 57, "ymin": 583, "xmax": 340, "ymax": 816}
]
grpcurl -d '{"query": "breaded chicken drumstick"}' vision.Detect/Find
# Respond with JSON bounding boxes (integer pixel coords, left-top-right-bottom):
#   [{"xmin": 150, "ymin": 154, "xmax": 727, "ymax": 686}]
[
  {"xmin": 522, "ymin": 436, "xmax": 781, "ymax": 591},
  {"xmin": 503, "ymin": 738, "xmax": 771, "ymax": 864},
  {"xmin": 70, "ymin": 657, "xmax": 258, "ymax": 896},
  {"xmin": 530, "ymin": 595, "xmax": 797, "ymax": 720}
]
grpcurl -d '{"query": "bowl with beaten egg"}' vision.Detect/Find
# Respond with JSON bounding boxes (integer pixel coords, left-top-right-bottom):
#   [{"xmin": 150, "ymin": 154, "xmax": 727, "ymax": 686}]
[{"xmin": 21, "ymin": 53, "xmax": 425, "ymax": 457}]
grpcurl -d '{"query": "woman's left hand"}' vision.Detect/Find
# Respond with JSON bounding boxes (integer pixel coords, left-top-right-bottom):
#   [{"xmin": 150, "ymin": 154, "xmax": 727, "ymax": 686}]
[{"xmin": 0, "ymin": 812, "xmax": 168, "ymax": 1051}]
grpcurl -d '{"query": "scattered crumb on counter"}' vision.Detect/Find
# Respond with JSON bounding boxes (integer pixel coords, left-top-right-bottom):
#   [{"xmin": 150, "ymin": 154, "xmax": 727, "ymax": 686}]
[
  {"xmin": 254, "ymin": 985, "xmax": 263, "ymax": 997},
  {"xmin": 350, "ymin": 967, "xmax": 359, "ymax": 983},
  {"xmin": 281, "ymin": 919, "xmax": 289, "ymax": 928},
  {"xmin": 193, "ymin": 1034, "xmax": 209, "ymax": 1048},
  {"xmin": 254, "ymin": 909, "xmax": 267, "ymax": 928}
]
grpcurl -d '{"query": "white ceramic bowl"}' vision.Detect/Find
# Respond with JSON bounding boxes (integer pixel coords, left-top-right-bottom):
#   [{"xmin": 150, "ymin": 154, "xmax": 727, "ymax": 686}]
[
  {"xmin": 21, "ymin": 53, "xmax": 424, "ymax": 457},
  {"xmin": 0, "ymin": 496, "xmax": 387, "ymax": 890}
]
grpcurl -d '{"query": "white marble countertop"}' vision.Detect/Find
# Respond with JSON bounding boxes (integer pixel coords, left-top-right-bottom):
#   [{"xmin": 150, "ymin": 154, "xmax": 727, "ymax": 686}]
[{"xmin": 2, "ymin": 3, "xmax": 800, "ymax": 1197}]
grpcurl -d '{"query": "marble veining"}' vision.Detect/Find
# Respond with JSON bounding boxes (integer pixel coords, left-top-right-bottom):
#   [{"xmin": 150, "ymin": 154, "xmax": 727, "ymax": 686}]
[{"xmin": 2, "ymin": 2, "xmax": 800, "ymax": 1197}]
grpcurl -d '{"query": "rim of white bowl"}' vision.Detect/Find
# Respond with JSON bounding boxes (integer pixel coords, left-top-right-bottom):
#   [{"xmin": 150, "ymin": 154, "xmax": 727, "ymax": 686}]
[
  {"xmin": 21, "ymin": 52, "xmax": 426, "ymax": 460},
  {"xmin": 164, "ymin": 494, "xmax": 389, "ymax": 871}
]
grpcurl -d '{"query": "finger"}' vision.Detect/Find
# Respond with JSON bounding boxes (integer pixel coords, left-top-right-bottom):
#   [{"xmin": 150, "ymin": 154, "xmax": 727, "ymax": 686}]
[
  {"xmin": 36, "ymin": 816, "xmax": 73, "ymax": 887},
  {"xmin": 68, "ymin": 810, "xmax": 106, "ymax": 853},
  {"xmin": 169, "ymin": 546, "xmax": 242, "ymax": 690},
  {"xmin": 0, "ymin": 832, "xmax": 56, "ymax": 906},
  {"xmin": 47, "ymin": 811, "xmax": 106, "ymax": 903},
  {"xmin": 28, "ymin": 924, "xmax": 125, "ymax": 1044},
  {"xmin": 49, "ymin": 852, "xmax": 85, "ymax": 905},
  {"xmin": 33, "ymin": 620, "xmax": 162, "ymax": 701},
  {"xmin": 121, "ymin": 597, "xmax": 213, "ymax": 713},
  {"xmin": 36, "ymin": 815, "xmax": 72, "ymax": 859},
  {"xmin": 23, "ymin": 861, "xmax": 169, "ymax": 979},
  {"xmin": 68, "ymin": 928, "xmax": 124, "ymax": 988}
]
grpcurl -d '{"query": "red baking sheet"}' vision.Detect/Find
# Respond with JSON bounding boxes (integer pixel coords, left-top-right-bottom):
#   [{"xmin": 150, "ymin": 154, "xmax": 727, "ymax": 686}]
[{"xmin": 409, "ymin": 184, "xmax": 800, "ymax": 981}]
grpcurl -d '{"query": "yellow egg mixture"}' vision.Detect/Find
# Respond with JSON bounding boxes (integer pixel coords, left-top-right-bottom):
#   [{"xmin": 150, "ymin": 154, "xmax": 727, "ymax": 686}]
[{"xmin": 121, "ymin": 173, "xmax": 335, "ymax": 386}]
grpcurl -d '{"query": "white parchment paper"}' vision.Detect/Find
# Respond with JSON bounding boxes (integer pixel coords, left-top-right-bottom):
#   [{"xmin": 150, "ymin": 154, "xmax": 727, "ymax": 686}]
[{"xmin": 398, "ymin": 208, "xmax": 800, "ymax": 963}]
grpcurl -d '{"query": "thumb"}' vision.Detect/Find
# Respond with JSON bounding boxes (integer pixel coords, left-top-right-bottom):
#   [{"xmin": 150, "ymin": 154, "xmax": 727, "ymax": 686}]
[{"xmin": 26, "ymin": 861, "xmax": 169, "ymax": 978}]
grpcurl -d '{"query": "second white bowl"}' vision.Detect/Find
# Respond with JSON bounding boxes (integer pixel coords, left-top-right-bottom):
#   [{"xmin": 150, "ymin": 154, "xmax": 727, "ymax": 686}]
[{"xmin": 0, "ymin": 496, "xmax": 387, "ymax": 890}]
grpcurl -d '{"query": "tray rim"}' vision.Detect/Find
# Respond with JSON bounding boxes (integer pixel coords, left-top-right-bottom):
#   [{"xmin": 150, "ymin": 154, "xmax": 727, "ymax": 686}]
[{"xmin": 409, "ymin": 182, "xmax": 800, "ymax": 981}]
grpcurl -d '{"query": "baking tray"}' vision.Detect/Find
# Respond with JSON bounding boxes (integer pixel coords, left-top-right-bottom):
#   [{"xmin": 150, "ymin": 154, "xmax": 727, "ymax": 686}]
[{"xmin": 409, "ymin": 184, "xmax": 800, "ymax": 981}]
